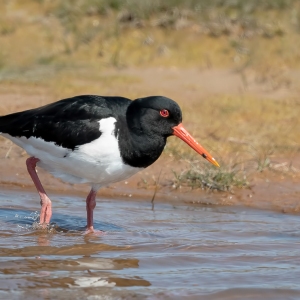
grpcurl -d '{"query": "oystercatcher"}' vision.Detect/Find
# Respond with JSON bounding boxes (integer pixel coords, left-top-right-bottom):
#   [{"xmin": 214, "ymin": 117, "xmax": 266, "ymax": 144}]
[{"xmin": 0, "ymin": 95, "xmax": 219, "ymax": 232}]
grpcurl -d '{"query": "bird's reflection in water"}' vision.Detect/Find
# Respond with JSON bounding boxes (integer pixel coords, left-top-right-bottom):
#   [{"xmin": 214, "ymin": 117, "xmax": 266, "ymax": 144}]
[{"xmin": 36, "ymin": 233, "xmax": 51, "ymax": 247}]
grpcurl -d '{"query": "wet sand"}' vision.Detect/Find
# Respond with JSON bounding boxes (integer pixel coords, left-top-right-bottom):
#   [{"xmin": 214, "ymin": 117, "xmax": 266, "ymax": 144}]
[{"xmin": 1, "ymin": 189, "xmax": 300, "ymax": 299}]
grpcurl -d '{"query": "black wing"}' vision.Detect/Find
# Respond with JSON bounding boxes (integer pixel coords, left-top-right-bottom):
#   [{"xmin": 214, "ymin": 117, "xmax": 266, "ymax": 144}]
[{"xmin": 0, "ymin": 95, "xmax": 131, "ymax": 150}]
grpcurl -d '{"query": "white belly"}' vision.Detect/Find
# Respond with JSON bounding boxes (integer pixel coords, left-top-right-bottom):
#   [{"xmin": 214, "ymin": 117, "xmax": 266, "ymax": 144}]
[{"xmin": 1, "ymin": 117, "xmax": 142, "ymax": 186}]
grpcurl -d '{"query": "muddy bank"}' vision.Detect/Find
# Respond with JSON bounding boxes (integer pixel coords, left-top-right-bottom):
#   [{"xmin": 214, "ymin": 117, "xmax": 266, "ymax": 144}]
[{"xmin": 0, "ymin": 142, "xmax": 299, "ymax": 214}]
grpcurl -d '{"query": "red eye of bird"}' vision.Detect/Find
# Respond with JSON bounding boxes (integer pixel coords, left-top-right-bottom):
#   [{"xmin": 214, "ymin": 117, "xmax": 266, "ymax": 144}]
[{"xmin": 160, "ymin": 109, "xmax": 169, "ymax": 117}]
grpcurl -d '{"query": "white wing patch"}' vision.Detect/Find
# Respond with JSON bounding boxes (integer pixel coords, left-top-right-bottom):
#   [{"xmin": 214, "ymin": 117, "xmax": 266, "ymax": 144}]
[{"xmin": 1, "ymin": 117, "xmax": 142, "ymax": 185}]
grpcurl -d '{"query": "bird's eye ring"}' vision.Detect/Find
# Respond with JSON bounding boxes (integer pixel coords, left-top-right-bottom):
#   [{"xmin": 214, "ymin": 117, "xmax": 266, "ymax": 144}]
[{"xmin": 160, "ymin": 109, "xmax": 169, "ymax": 117}]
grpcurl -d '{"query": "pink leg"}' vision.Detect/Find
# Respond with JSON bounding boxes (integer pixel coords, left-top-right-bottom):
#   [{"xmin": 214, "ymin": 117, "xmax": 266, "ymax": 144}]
[
  {"xmin": 86, "ymin": 189, "xmax": 97, "ymax": 233},
  {"xmin": 26, "ymin": 157, "xmax": 52, "ymax": 224}
]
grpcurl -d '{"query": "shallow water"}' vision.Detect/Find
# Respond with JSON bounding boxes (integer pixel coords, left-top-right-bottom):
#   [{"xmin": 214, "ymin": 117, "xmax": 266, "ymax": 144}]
[{"xmin": 0, "ymin": 189, "xmax": 300, "ymax": 299}]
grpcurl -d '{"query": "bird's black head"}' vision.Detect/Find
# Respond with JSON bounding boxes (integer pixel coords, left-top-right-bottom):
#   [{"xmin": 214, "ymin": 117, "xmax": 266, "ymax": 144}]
[{"xmin": 126, "ymin": 96, "xmax": 182, "ymax": 137}]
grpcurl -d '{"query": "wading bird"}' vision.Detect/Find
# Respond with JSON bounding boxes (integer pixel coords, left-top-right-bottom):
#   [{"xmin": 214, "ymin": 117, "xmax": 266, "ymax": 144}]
[{"xmin": 0, "ymin": 95, "xmax": 219, "ymax": 233}]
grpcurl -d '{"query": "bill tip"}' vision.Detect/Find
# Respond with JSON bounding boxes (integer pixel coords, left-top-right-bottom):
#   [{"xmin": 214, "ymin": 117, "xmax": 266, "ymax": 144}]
[{"xmin": 212, "ymin": 158, "xmax": 220, "ymax": 167}]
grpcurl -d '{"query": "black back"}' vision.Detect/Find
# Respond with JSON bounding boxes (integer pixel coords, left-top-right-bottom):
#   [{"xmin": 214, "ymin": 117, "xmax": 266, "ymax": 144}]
[{"xmin": 0, "ymin": 95, "xmax": 131, "ymax": 150}]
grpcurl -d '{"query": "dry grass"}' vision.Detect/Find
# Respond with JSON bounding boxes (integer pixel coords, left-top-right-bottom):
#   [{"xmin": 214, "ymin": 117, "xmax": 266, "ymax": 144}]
[{"xmin": 1, "ymin": 0, "xmax": 300, "ymax": 73}]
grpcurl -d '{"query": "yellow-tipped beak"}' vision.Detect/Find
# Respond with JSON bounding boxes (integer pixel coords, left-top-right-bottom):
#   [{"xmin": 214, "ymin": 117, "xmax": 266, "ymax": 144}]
[{"xmin": 172, "ymin": 123, "xmax": 220, "ymax": 167}]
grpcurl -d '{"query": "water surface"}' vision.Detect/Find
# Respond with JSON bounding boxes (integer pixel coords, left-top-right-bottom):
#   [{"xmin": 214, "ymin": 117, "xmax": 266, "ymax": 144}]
[{"xmin": 0, "ymin": 189, "xmax": 300, "ymax": 299}]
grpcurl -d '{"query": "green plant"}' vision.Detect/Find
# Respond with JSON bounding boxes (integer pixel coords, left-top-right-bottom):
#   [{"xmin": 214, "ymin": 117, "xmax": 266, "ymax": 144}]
[{"xmin": 172, "ymin": 161, "xmax": 248, "ymax": 192}]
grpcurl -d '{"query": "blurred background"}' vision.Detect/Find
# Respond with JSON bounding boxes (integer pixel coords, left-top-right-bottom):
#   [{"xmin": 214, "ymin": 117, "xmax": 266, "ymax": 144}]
[{"xmin": 0, "ymin": 0, "xmax": 300, "ymax": 195}]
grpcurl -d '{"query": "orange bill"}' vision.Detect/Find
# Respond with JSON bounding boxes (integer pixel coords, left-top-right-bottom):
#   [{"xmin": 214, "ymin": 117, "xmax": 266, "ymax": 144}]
[{"xmin": 172, "ymin": 123, "xmax": 220, "ymax": 167}]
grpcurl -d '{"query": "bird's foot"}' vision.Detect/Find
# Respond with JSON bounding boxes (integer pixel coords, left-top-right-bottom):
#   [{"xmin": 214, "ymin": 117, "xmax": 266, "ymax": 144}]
[
  {"xmin": 84, "ymin": 226, "xmax": 106, "ymax": 235},
  {"xmin": 32, "ymin": 222, "xmax": 56, "ymax": 233}
]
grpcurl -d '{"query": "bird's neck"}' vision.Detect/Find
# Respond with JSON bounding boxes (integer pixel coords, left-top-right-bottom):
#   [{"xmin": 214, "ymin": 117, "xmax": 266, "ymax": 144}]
[{"xmin": 117, "ymin": 125, "xmax": 166, "ymax": 168}]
